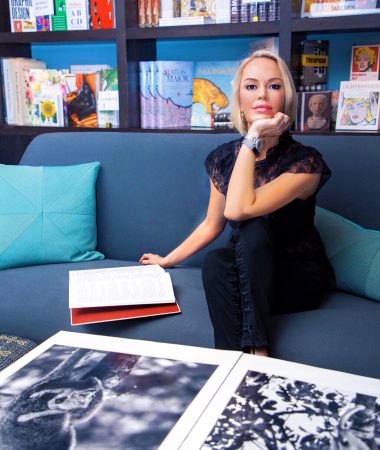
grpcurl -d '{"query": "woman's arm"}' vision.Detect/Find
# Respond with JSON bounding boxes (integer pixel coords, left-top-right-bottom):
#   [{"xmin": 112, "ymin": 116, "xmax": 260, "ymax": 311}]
[
  {"xmin": 139, "ymin": 180, "xmax": 227, "ymax": 268},
  {"xmin": 225, "ymin": 115, "xmax": 321, "ymax": 221}
]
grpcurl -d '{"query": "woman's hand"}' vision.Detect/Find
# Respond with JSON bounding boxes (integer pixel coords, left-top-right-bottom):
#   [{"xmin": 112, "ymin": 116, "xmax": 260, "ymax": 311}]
[
  {"xmin": 248, "ymin": 112, "xmax": 290, "ymax": 138},
  {"xmin": 139, "ymin": 253, "xmax": 173, "ymax": 268}
]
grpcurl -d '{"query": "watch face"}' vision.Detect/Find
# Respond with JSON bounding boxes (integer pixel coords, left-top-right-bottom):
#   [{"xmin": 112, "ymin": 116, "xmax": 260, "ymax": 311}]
[{"xmin": 255, "ymin": 138, "xmax": 263, "ymax": 151}]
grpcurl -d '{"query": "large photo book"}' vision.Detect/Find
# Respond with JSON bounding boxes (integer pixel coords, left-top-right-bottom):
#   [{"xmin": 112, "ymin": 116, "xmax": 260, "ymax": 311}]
[{"xmin": 0, "ymin": 331, "xmax": 379, "ymax": 449}]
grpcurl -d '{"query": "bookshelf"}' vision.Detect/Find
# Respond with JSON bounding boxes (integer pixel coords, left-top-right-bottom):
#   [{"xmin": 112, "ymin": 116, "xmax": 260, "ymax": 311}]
[{"xmin": 0, "ymin": 1, "xmax": 379, "ymax": 163}]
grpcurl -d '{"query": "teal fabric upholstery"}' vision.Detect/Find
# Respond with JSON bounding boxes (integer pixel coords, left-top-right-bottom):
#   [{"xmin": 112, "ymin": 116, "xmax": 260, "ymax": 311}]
[
  {"xmin": 0, "ymin": 162, "xmax": 104, "ymax": 270},
  {"xmin": 315, "ymin": 207, "xmax": 380, "ymax": 302}
]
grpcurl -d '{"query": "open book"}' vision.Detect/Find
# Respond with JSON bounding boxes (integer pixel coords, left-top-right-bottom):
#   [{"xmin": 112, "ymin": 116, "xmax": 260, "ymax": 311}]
[
  {"xmin": 0, "ymin": 331, "xmax": 379, "ymax": 450},
  {"xmin": 69, "ymin": 265, "xmax": 180, "ymax": 325}
]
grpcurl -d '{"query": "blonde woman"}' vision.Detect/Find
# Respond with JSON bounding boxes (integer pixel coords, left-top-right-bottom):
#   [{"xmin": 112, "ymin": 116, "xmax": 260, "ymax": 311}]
[{"xmin": 140, "ymin": 51, "xmax": 334, "ymax": 355}]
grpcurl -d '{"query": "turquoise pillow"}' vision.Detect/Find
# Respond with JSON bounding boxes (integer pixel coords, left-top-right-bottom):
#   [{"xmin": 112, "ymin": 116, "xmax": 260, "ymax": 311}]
[
  {"xmin": 315, "ymin": 207, "xmax": 380, "ymax": 301},
  {"xmin": 0, "ymin": 162, "xmax": 104, "ymax": 270}
]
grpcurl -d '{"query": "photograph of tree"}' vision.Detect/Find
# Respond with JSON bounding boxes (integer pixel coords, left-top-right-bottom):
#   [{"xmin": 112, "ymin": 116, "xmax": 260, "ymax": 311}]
[
  {"xmin": 203, "ymin": 370, "xmax": 380, "ymax": 450},
  {"xmin": 0, "ymin": 344, "xmax": 216, "ymax": 449}
]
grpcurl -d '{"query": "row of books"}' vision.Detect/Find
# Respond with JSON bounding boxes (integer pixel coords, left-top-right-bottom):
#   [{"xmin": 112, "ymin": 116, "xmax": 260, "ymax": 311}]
[
  {"xmin": 8, "ymin": 0, "xmax": 115, "ymax": 33},
  {"xmin": 295, "ymin": 79, "xmax": 380, "ymax": 132},
  {"xmin": 1, "ymin": 58, "xmax": 119, "ymax": 128},
  {"xmin": 138, "ymin": 0, "xmax": 280, "ymax": 28},
  {"xmin": 139, "ymin": 60, "xmax": 238, "ymax": 129},
  {"xmin": 297, "ymin": 0, "xmax": 380, "ymax": 18}
]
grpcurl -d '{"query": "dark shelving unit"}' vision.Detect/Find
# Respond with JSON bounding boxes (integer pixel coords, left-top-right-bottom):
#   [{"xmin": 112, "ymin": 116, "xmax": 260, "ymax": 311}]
[{"xmin": 0, "ymin": 0, "xmax": 379, "ymax": 163}]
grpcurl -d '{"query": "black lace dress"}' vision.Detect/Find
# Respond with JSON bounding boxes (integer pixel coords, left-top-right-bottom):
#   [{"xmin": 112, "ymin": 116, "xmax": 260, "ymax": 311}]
[{"xmin": 203, "ymin": 133, "xmax": 335, "ymax": 350}]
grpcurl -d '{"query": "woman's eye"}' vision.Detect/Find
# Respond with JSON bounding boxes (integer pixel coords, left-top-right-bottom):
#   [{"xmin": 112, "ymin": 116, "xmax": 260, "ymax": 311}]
[
  {"xmin": 270, "ymin": 84, "xmax": 281, "ymax": 90},
  {"xmin": 245, "ymin": 84, "xmax": 256, "ymax": 90}
]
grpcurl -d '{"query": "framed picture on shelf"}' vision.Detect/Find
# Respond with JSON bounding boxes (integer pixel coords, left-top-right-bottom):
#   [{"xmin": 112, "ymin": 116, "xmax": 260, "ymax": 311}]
[{"xmin": 350, "ymin": 45, "xmax": 380, "ymax": 81}]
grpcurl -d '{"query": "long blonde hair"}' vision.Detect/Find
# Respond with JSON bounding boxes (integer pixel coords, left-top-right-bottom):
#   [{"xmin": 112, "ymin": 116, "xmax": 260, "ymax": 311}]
[{"xmin": 231, "ymin": 50, "xmax": 297, "ymax": 135}]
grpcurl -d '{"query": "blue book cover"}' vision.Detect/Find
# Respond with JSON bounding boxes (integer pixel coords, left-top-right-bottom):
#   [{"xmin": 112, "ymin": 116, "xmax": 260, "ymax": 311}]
[
  {"xmin": 155, "ymin": 61, "xmax": 194, "ymax": 129},
  {"xmin": 191, "ymin": 60, "xmax": 239, "ymax": 128}
]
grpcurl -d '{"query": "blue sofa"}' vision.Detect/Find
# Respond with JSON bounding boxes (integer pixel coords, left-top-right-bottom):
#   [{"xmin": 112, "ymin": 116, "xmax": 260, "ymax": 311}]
[{"xmin": 1, "ymin": 132, "xmax": 379, "ymax": 378}]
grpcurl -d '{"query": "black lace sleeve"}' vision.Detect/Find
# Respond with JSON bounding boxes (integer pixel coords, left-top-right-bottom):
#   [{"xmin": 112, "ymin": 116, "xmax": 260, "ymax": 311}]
[
  {"xmin": 204, "ymin": 139, "xmax": 240, "ymax": 195},
  {"xmin": 281, "ymin": 143, "xmax": 331, "ymax": 191}
]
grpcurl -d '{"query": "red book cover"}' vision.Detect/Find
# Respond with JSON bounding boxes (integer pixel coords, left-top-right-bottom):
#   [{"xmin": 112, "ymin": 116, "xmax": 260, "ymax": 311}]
[
  {"xmin": 71, "ymin": 302, "xmax": 181, "ymax": 325},
  {"xmin": 89, "ymin": 0, "xmax": 114, "ymax": 29}
]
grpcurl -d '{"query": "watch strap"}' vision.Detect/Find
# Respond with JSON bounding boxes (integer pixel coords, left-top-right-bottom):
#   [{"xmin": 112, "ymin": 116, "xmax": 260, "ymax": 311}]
[{"xmin": 242, "ymin": 137, "xmax": 260, "ymax": 157}]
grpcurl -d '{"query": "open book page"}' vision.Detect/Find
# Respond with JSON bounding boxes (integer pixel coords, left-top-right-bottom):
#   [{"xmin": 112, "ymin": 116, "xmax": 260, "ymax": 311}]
[{"xmin": 69, "ymin": 265, "xmax": 176, "ymax": 308}]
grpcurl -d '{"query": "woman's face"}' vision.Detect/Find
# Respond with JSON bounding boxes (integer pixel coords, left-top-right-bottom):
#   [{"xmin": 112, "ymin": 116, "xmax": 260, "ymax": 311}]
[
  {"xmin": 347, "ymin": 100, "xmax": 367, "ymax": 124},
  {"xmin": 239, "ymin": 57, "xmax": 286, "ymax": 127},
  {"xmin": 309, "ymin": 95, "xmax": 326, "ymax": 116},
  {"xmin": 357, "ymin": 52, "xmax": 370, "ymax": 72}
]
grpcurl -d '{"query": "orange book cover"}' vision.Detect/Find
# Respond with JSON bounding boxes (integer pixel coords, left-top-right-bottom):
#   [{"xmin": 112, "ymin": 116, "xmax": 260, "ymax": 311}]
[
  {"xmin": 89, "ymin": 0, "xmax": 114, "ymax": 29},
  {"xmin": 71, "ymin": 302, "xmax": 181, "ymax": 325},
  {"xmin": 67, "ymin": 73, "xmax": 99, "ymax": 127}
]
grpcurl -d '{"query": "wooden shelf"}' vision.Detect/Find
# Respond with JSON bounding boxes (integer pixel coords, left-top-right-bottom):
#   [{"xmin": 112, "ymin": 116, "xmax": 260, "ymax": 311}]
[
  {"xmin": 0, "ymin": 29, "xmax": 117, "ymax": 44},
  {"xmin": 292, "ymin": 14, "xmax": 380, "ymax": 33},
  {"xmin": 126, "ymin": 21, "xmax": 279, "ymax": 39}
]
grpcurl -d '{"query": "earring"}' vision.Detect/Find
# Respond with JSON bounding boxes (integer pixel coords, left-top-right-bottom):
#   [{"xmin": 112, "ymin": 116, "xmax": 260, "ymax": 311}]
[{"xmin": 240, "ymin": 111, "xmax": 245, "ymax": 121}]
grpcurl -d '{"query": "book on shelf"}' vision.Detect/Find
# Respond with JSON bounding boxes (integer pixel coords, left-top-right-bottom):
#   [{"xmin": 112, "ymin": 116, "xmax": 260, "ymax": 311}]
[
  {"xmin": 335, "ymin": 80, "xmax": 380, "ymax": 131},
  {"xmin": 66, "ymin": 0, "xmax": 89, "ymax": 30},
  {"xmin": 191, "ymin": 60, "xmax": 239, "ymax": 128},
  {"xmin": 298, "ymin": 39, "xmax": 329, "ymax": 92},
  {"xmin": 52, "ymin": 0, "xmax": 68, "ymax": 30},
  {"xmin": 69, "ymin": 64, "xmax": 111, "ymax": 74},
  {"xmin": 350, "ymin": 45, "xmax": 380, "ymax": 82},
  {"xmin": 36, "ymin": 91, "xmax": 65, "ymax": 126},
  {"xmin": 155, "ymin": 61, "xmax": 194, "ymax": 129},
  {"xmin": 159, "ymin": 16, "xmax": 216, "ymax": 25},
  {"xmin": 160, "ymin": 0, "xmax": 181, "ymax": 18},
  {"xmin": 69, "ymin": 265, "xmax": 179, "ymax": 325},
  {"xmin": 250, "ymin": 36, "xmax": 279, "ymax": 55},
  {"xmin": 181, "ymin": 0, "xmax": 216, "ymax": 19},
  {"xmin": 303, "ymin": 0, "xmax": 380, "ymax": 18},
  {"xmin": 0, "ymin": 331, "xmax": 379, "ymax": 449},
  {"xmin": 139, "ymin": 60, "xmax": 157, "ymax": 128},
  {"xmin": 1, "ymin": 57, "xmax": 47, "ymax": 125},
  {"xmin": 97, "ymin": 68, "xmax": 119, "ymax": 128},
  {"xmin": 26, "ymin": 68, "xmax": 69, "ymax": 126},
  {"xmin": 8, "ymin": 0, "xmax": 36, "ymax": 32},
  {"xmin": 89, "ymin": 0, "xmax": 115, "ymax": 29},
  {"xmin": 296, "ymin": 90, "xmax": 332, "ymax": 132},
  {"xmin": 66, "ymin": 72, "xmax": 99, "ymax": 127}
]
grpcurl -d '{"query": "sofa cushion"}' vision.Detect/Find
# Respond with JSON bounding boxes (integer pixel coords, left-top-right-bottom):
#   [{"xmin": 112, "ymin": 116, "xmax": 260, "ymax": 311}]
[
  {"xmin": 0, "ymin": 162, "xmax": 104, "ymax": 270},
  {"xmin": 315, "ymin": 207, "xmax": 380, "ymax": 302}
]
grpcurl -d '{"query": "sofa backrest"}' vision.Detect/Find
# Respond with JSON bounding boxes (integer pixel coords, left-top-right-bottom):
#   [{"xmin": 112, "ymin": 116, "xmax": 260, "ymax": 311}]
[{"xmin": 20, "ymin": 132, "xmax": 380, "ymax": 266}]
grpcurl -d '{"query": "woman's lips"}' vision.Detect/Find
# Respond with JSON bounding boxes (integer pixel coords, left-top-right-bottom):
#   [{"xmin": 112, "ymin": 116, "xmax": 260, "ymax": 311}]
[{"xmin": 254, "ymin": 105, "xmax": 272, "ymax": 112}]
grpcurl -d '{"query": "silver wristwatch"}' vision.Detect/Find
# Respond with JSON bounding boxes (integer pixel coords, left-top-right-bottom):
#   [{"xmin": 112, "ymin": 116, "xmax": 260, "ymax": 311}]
[{"xmin": 242, "ymin": 134, "xmax": 263, "ymax": 157}]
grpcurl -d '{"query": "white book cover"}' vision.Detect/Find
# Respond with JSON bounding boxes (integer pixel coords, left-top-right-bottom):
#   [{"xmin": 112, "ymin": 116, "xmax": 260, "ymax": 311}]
[
  {"xmin": 215, "ymin": 0, "xmax": 231, "ymax": 23},
  {"xmin": 34, "ymin": 0, "xmax": 54, "ymax": 15},
  {"xmin": 180, "ymin": 354, "xmax": 380, "ymax": 449},
  {"xmin": 336, "ymin": 80, "xmax": 380, "ymax": 131},
  {"xmin": 36, "ymin": 91, "xmax": 65, "ymax": 126},
  {"xmin": 0, "ymin": 331, "xmax": 240, "ymax": 450},
  {"xmin": 66, "ymin": 0, "xmax": 89, "ymax": 30},
  {"xmin": 1, "ymin": 59, "xmax": 16, "ymax": 124},
  {"xmin": 308, "ymin": 0, "xmax": 380, "ymax": 17},
  {"xmin": 8, "ymin": 0, "xmax": 36, "ymax": 32},
  {"xmin": 69, "ymin": 265, "xmax": 176, "ymax": 308},
  {"xmin": 250, "ymin": 36, "xmax": 279, "ymax": 55}
]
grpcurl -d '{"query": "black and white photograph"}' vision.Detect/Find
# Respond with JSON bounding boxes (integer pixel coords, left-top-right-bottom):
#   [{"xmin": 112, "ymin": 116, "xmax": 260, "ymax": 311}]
[
  {"xmin": 0, "ymin": 331, "xmax": 240, "ymax": 450},
  {"xmin": 180, "ymin": 355, "xmax": 380, "ymax": 450}
]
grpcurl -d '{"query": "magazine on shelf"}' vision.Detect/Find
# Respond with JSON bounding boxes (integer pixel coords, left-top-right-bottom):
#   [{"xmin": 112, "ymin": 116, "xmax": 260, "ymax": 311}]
[
  {"xmin": 302, "ymin": 0, "xmax": 380, "ymax": 17},
  {"xmin": 69, "ymin": 265, "xmax": 180, "ymax": 325},
  {"xmin": 350, "ymin": 45, "xmax": 380, "ymax": 81},
  {"xmin": 1, "ymin": 332, "xmax": 379, "ymax": 449},
  {"xmin": 0, "ymin": 331, "xmax": 240, "ymax": 450},
  {"xmin": 191, "ymin": 60, "xmax": 239, "ymax": 128},
  {"xmin": 336, "ymin": 80, "xmax": 380, "ymax": 131}
]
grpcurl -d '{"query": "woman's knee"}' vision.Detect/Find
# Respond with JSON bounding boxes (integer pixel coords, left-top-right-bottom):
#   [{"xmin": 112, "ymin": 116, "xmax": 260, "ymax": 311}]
[
  {"xmin": 202, "ymin": 248, "xmax": 234, "ymax": 286},
  {"xmin": 234, "ymin": 217, "xmax": 274, "ymax": 255}
]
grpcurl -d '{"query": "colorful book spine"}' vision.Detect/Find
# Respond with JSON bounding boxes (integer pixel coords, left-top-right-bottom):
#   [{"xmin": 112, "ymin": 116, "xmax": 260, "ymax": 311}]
[
  {"xmin": 155, "ymin": 61, "xmax": 194, "ymax": 129},
  {"xmin": 52, "ymin": 0, "xmax": 67, "ymax": 30},
  {"xmin": 1, "ymin": 59, "xmax": 15, "ymax": 124},
  {"xmin": 66, "ymin": 0, "xmax": 89, "ymax": 30}
]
